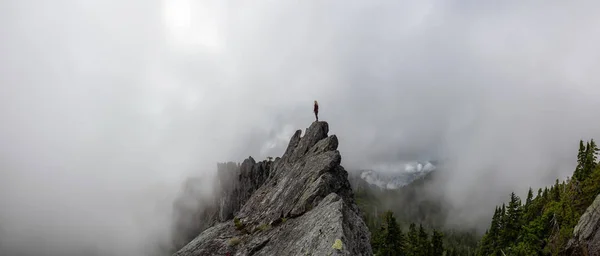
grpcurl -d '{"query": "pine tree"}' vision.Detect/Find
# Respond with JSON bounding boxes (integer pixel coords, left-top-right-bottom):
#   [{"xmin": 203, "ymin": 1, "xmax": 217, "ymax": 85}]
[
  {"xmin": 417, "ymin": 224, "xmax": 430, "ymax": 256},
  {"xmin": 523, "ymin": 187, "xmax": 535, "ymax": 223},
  {"xmin": 406, "ymin": 223, "xmax": 418, "ymax": 255},
  {"xmin": 575, "ymin": 140, "xmax": 586, "ymax": 181},
  {"xmin": 488, "ymin": 207, "xmax": 501, "ymax": 252},
  {"xmin": 499, "ymin": 204, "xmax": 506, "ymax": 230},
  {"xmin": 587, "ymin": 139, "xmax": 599, "ymax": 176},
  {"xmin": 431, "ymin": 229, "xmax": 444, "ymax": 256},
  {"xmin": 498, "ymin": 203, "xmax": 508, "ymax": 249},
  {"xmin": 553, "ymin": 179, "xmax": 561, "ymax": 201},
  {"xmin": 579, "ymin": 140, "xmax": 599, "ymax": 179},
  {"xmin": 376, "ymin": 210, "xmax": 405, "ymax": 256},
  {"xmin": 583, "ymin": 141, "xmax": 592, "ymax": 178},
  {"xmin": 504, "ymin": 192, "xmax": 523, "ymax": 246},
  {"xmin": 372, "ymin": 224, "xmax": 385, "ymax": 253},
  {"xmin": 477, "ymin": 230, "xmax": 490, "ymax": 256},
  {"xmin": 526, "ymin": 187, "xmax": 533, "ymax": 206}
]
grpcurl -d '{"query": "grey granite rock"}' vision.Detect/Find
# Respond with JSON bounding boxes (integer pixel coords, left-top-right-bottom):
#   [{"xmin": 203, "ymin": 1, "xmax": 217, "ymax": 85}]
[
  {"xmin": 173, "ymin": 121, "xmax": 372, "ymax": 256},
  {"xmin": 172, "ymin": 159, "xmax": 272, "ymax": 250}
]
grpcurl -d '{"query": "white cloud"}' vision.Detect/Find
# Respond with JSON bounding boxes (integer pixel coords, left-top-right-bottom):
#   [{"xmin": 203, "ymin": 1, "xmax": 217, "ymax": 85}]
[{"xmin": 1, "ymin": 0, "xmax": 600, "ymax": 254}]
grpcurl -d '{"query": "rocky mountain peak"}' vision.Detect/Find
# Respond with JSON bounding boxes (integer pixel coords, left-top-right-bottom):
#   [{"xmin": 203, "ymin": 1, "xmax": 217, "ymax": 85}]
[{"xmin": 173, "ymin": 121, "xmax": 372, "ymax": 256}]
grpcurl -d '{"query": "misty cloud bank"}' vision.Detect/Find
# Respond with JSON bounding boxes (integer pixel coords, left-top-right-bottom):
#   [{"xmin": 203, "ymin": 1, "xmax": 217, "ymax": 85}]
[
  {"xmin": 360, "ymin": 161, "xmax": 436, "ymax": 189},
  {"xmin": 2, "ymin": 0, "xmax": 600, "ymax": 255}
]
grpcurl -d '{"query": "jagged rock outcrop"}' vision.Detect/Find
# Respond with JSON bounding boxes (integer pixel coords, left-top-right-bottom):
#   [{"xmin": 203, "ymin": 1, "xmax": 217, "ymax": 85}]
[
  {"xmin": 173, "ymin": 121, "xmax": 372, "ymax": 256},
  {"xmin": 215, "ymin": 158, "xmax": 273, "ymax": 222},
  {"xmin": 172, "ymin": 159, "xmax": 273, "ymax": 250},
  {"xmin": 565, "ymin": 193, "xmax": 600, "ymax": 256}
]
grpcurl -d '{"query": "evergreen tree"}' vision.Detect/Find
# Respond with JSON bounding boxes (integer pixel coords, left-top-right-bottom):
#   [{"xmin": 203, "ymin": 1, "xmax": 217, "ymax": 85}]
[
  {"xmin": 553, "ymin": 179, "xmax": 561, "ymax": 201},
  {"xmin": 499, "ymin": 204, "xmax": 506, "ymax": 229},
  {"xmin": 477, "ymin": 230, "xmax": 490, "ymax": 256},
  {"xmin": 375, "ymin": 210, "xmax": 405, "ymax": 256},
  {"xmin": 431, "ymin": 229, "xmax": 444, "ymax": 256},
  {"xmin": 504, "ymin": 192, "xmax": 522, "ymax": 245},
  {"xmin": 478, "ymin": 138, "xmax": 600, "ymax": 255},
  {"xmin": 587, "ymin": 139, "xmax": 599, "ymax": 176},
  {"xmin": 406, "ymin": 223, "xmax": 418, "ymax": 255},
  {"xmin": 417, "ymin": 224, "xmax": 430, "ymax": 256},
  {"xmin": 371, "ymin": 224, "xmax": 385, "ymax": 253},
  {"xmin": 526, "ymin": 187, "xmax": 533, "ymax": 206},
  {"xmin": 579, "ymin": 140, "xmax": 599, "ymax": 179},
  {"xmin": 583, "ymin": 141, "xmax": 592, "ymax": 178},
  {"xmin": 491, "ymin": 207, "xmax": 501, "ymax": 232},
  {"xmin": 483, "ymin": 206, "xmax": 502, "ymax": 255},
  {"xmin": 574, "ymin": 140, "xmax": 586, "ymax": 181}
]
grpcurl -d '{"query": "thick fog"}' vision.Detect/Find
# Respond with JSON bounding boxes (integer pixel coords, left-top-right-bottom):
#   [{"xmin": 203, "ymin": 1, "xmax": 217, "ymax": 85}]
[{"xmin": 2, "ymin": 0, "xmax": 600, "ymax": 255}]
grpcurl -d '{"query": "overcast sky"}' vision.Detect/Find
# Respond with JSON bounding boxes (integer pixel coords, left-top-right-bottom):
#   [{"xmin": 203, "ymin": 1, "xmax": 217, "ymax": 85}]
[{"xmin": 1, "ymin": 0, "xmax": 600, "ymax": 255}]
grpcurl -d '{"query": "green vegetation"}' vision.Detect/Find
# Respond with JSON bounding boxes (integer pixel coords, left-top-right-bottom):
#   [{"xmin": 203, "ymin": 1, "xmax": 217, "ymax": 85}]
[
  {"xmin": 355, "ymin": 139, "xmax": 600, "ymax": 255},
  {"xmin": 477, "ymin": 139, "xmax": 600, "ymax": 256},
  {"xmin": 233, "ymin": 217, "xmax": 251, "ymax": 234},
  {"xmin": 256, "ymin": 223, "xmax": 271, "ymax": 232},
  {"xmin": 228, "ymin": 237, "xmax": 241, "ymax": 246},
  {"xmin": 234, "ymin": 217, "xmax": 244, "ymax": 230},
  {"xmin": 371, "ymin": 210, "xmax": 405, "ymax": 255},
  {"xmin": 353, "ymin": 171, "xmax": 478, "ymax": 255},
  {"xmin": 370, "ymin": 210, "xmax": 445, "ymax": 255}
]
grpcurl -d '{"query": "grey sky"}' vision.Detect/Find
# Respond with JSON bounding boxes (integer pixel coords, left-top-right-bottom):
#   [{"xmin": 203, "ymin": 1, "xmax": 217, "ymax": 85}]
[{"xmin": 1, "ymin": 0, "xmax": 600, "ymax": 255}]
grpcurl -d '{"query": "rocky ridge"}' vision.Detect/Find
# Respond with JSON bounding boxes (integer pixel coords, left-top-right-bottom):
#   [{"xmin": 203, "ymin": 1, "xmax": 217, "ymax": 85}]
[
  {"xmin": 173, "ymin": 121, "xmax": 372, "ymax": 256},
  {"xmin": 171, "ymin": 159, "xmax": 272, "ymax": 250}
]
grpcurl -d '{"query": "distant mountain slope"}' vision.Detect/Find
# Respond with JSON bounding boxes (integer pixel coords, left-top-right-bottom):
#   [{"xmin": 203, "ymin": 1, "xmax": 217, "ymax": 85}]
[
  {"xmin": 359, "ymin": 161, "xmax": 436, "ymax": 189},
  {"xmin": 350, "ymin": 168, "xmax": 445, "ymax": 227},
  {"xmin": 350, "ymin": 170, "xmax": 479, "ymax": 255}
]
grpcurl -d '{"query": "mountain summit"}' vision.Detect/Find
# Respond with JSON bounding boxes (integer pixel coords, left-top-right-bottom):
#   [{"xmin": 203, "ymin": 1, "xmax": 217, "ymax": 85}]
[{"xmin": 173, "ymin": 121, "xmax": 372, "ymax": 256}]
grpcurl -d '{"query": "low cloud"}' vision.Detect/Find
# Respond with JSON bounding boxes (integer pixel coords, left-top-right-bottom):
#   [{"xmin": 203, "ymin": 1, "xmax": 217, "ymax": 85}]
[{"xmin": 1, "ymin": 0, "xmax": 600, "ymax": 254}]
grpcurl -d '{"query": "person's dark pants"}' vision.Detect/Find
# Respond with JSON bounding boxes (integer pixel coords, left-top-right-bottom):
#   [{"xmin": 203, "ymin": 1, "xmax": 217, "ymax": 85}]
[{"xmin": 315, "ymin": 112, "xmax": 318, "ymax": 121}]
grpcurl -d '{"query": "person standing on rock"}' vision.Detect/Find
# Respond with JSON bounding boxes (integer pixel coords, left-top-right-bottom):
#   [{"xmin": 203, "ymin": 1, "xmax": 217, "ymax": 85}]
[{"xmin": 314, "ymin": 100, "xmax": 319, "ymax": 121}]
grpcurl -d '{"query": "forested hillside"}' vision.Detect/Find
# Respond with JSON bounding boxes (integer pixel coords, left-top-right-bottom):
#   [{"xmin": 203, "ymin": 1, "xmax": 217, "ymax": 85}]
[
  {"xmin": 352, "ymin": 170, "xmax": 445, "ymax": 228},
  {"xmin": 478, "ymin": 139, "xmax": 600, "ymax": 255},
  {"xmin": 351, "ymin": 171, "xmax": 479, "ymax": 255},
  {"xmin": 353, "ymin": 139, "xmax": 600, "ymax": 256}
]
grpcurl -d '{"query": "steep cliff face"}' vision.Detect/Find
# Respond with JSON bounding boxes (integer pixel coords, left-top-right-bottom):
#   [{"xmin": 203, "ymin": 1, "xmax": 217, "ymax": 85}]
[
  {"xmin": 565, "ymin": 193, "xmax": 600, "ymax": 256},
  {"xmin": 172, "ymin": 159, "xmax": 272, "ymax": 250},
  {"xmin": 173, "ymin": 121, "xmax": 372, "ymax": 256}
]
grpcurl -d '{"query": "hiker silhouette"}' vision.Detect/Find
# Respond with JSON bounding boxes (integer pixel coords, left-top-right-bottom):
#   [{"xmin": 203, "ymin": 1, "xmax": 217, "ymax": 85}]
[{"xmin": 313, "ymin": 100, "xmax": 319, "ymax": 121}]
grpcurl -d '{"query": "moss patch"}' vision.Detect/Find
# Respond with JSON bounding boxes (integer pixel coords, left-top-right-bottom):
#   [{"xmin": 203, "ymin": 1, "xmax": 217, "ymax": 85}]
[{"xmin": 228, "ymin": 237, "xmax": 241, "ymax": 247}]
